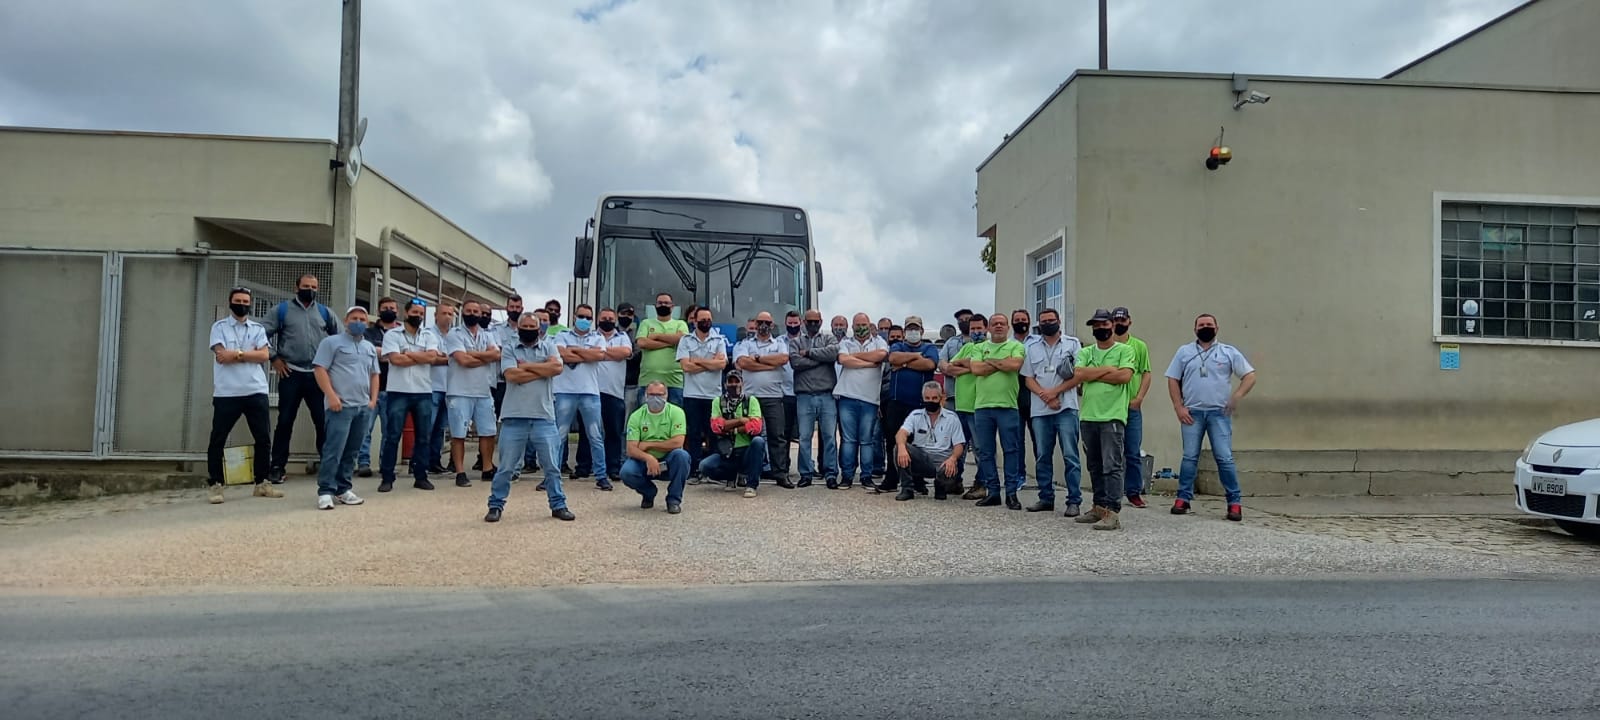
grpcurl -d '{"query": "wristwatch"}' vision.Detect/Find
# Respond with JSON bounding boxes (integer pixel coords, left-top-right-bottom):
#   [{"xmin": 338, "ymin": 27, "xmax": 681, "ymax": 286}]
[{"xmin": 236, "ymin": 350, "xmax": 244, "ymax": 361}]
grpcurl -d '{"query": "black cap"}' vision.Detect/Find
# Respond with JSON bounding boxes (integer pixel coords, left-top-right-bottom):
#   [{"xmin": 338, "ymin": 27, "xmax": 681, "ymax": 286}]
[
  {"xmin": 954, "ymin": 308, "xmax": 973, "ymax": 320},
  {"xmin": 1086, "ymin": 308, "xmax": 1113, "ymax": 326},
  {"xmin": 1111, "ymin": 307, "xmax": 1131, "ymax": 320},
  {"xmin": 618, "ymin": 302, "xmax": 635, "ymax": 314}
]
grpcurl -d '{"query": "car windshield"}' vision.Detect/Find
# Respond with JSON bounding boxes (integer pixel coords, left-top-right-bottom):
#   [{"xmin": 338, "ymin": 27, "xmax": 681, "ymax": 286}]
[{"xmin": 596, "ymin": 233, "xmax": 808, "ymax": 322}]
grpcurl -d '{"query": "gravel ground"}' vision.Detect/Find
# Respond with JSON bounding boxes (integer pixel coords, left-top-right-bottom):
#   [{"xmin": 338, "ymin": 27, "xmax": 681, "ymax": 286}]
[{"xmin": 2, "ymin": 468, "xmax": 1595, "ymax": 594}]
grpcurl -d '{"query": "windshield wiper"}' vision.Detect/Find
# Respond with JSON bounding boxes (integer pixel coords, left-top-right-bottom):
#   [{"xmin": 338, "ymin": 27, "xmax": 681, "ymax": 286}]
[
  {"xmin": 731, "ymin": 237, "xmax": 763, "ymax": 290},
  {"xmin": 650, "ymin": 230, "xmax": 698, "ymax": 293}
]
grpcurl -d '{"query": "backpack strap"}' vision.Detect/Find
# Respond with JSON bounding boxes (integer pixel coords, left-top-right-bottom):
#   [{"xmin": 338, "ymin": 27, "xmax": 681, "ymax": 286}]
[{"xmin": 318, "ymin": 304, "xmax": 336, "ymax": 335}]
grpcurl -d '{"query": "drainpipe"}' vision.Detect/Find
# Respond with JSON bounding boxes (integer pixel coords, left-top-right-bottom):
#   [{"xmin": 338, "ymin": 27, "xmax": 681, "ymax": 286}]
[{"xmin": 378, "ymin": 225, "xmax": 394, "ymax": 300}]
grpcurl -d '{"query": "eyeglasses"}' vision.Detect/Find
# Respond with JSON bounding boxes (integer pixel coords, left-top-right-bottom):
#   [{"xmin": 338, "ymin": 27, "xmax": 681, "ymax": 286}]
[{"xmin": 408, "ymin": 298, "xmax": 427, "ymax": 307}]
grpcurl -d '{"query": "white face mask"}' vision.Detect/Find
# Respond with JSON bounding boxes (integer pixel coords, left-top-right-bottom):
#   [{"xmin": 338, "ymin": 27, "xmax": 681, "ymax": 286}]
[{"xmin": 905, "ymin": 330, "xmax": 922, "ymax": 344}]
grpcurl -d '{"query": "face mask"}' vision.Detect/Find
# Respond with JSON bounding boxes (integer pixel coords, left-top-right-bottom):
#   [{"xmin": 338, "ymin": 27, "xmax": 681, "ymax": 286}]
[
  {"xmin": 646, "ymin": 395, "xmax": 667, "ymax": 413},
  {"xmin": 229, "ymin": 303, "xmax": 251, "ymax": 318},
  {"xmin": 347, "ymin": 320, "xmax": 367, "ymax": 336},
  {"xmin": 619, "ymin": 316, "xmax": 632, "ymax": 329},
  {"xmin": 656, "ymin": 304, "xmax": 672, "ymax": 318},
  {"xmin": 696, "ymin": 320, "xmax": 713, "ymax": 332},
  {"xmin": 832, "ymin": 327, "xmax": 846, "ymax": 339},
  {"xmin": 805, "ymin": 321, "xmax": 822, "ymax": 335},
  {"xmin": 506, "ymin": 311, "xmax": 521, "ymax": 323},
  {"xmin": 756, "ymin": 321, "xmax": 773, "ymax": 336},
  {"xmin": 905, "ymin": 330, "xmax": 922, "ymax": 344},
  {"xmin": 518, "ymin": 328, "xmax": 540, "ymax": 343},
  {"xmin": 462, "ymin": 315, "xmax": 480, "ymax": 328},
  {"xmin": 574, "ymin": 318, "xmax": 593, "ymax": 332},
  {"xmin": 1039, "ymin": 322, "xmax": 1060, "ymax": 337},
  {"xmin": 540, "ymin": 322, "xmax": 550, "ymax": 333},
  {"xmin": 1012, "ymin": 322, "xmax": 1029, "ymax": 335},
  {"xmin": 547, "ymin": 311, "xmax": 561, "ymax": 324},
  {"xmin": 296, "ymin": 288, "xmax": 317, "ymax": 304},
  {"xmin": 378, "ymin": 310, "xmax": 398, "ymax": 324},
  {"xmin": 405, "ymin": 315, "xmax": 423, "ymax": 328},
  {"xmin": 970, "ymin": 330, "xmax": 987, "ymax": 342},
  {"xmin": 1196, "ymin": 327, "xmax": 1217, "ymax": 343},
  {"xmin": 855, "ymin": 326, "xmax": 872, "ymax": 338},
  {"xmin": 598, "ymin": 320, "xmax": 617, "ymax": 332},
  {"xmin": 1092, "ymin": 327, "xmax": 1113, "ymax": 342},
  {"xmin": 921, "ymin": 400, "xmax": 941, "ymax": 414},
  {"xmin": 878, "ymin": 330, "xmax": 890, "ymax": 340},
  {"xmin": 1114, "ymin": 323, "xmax": 1129, "ymax": 336},
  {"xmin": 785, "ymin": 324, "xmax": 800, "ymax": 336}
]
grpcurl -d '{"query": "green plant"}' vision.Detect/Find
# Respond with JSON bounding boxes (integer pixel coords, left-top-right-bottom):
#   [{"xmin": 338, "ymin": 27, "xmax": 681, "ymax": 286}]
[{"xmin": 980, "ymin": 235, "xmax": 997, "ymax": 274}]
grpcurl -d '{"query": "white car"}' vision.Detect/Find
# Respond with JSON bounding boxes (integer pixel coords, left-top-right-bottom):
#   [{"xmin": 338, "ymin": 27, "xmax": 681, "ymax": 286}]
[{"xmin": 1514, "ymin": 418, "xmax": 1600, "ymax": 540}]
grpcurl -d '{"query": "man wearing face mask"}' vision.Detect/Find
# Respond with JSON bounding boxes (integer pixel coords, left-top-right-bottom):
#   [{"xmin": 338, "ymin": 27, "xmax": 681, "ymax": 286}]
[
  {"xmin": 734, "ymin": 311, "xmax": 793, "ymax": 487},
  {"xmin": 553, "ymin": 304, "xmax": 613, "ymax": 490},
  {"xmin": 263, "ymin": 273, "xmax": 339, "ymax": 483},
  {"xmin": 485, "ymin": 311, "xmax": 574, "ymax": 523},
  {"xmin": 782, "ymin": 311, "xmax": 802, "ymax": 453},
  {"xmin": 963, "ymin": 314, "xmax": 1028, "ymax": 509},
  {"xmin": 1010, "ymin": 308, "xmax": 1040, "ymax": 483},
  {"xmin": 426, "ymin": 302, "xmax": 457, "ymax": 475},
  {"xmin": 834, "ymin": 313, "xmax": 890, "ymax": 490},
  {"xmin": 583, "ymin": 307, "xmax": 633, "ymax": 484},
  {"xmin": 677, "ymin": 307, "xmax": 728, "ymax": 476},
  {"xmin": 378, "ymin": 298, "xmax": 442, "ymax": 493},
  {"xmin": 1021, "ymin": 307, "xmax": 1085, "ymax": 516},
  {"xmin": 635, "ymin": 292, "xmax": 688, "ymax": 409},
  {"xmin": 1072, "ymin": 308, "xmax": 1137, "ymax": 531},
  {"xmin": 827, "ymin": 314, "xmax": 849, "ymax": 476},
  {"xmin": 617, "ymin": 303, "xmax": 641, "ymax": 414},
  {"xmin": 939, "ymin": 310, "xmax": 974, "ymax": 468},
  {"xmin": 789, "ymin": 308, "xmax": 840, "ymax": 488},
  {"xmin": 444, "ymin": 300, "xmax": 502, "ymax": 488},
  {"xmin": 874, "ymin": 324, "xmax": 904, "ymax": 485},
  {"xmin": 1166, "ymin": 313, "xmax": 1256, "ymax": 522},
  {"xmin": 310, "ymin": 306, "xmax": 380, "ymax": 511},
  {"xmin": 544, "ymin": 299, "xmax": 565, "ymax": 333},
  {"xmin": 621, "ymin": 382, "xmax": 692, "ymax": 514},
  {"xmin": 948, "ymin": 315, "xmax": 988, "ymax": 499},
  {"xmin": 1110, "ymin": 307, "xmax": 1153, "ymax": 508},
  {"xmin": 490, "ymin": 294, "xmax": 524, "ymax": 420},
  {"xmin": 894, "ymin": 381, "xmax": 966, "ymax": 501},
  {"xmin": 698, "ymin": 371, "xmax": 768, "ymax": 497},
  {"xmin": 879, "ymin": 317, "xmax": 941, "ymax": 496},
  {"xmin": 204, "ymin": 287, "xmax": 283, "ymax": 504},
  {"xmin": 356, "ymin": 297, "xmax": 401, "ymax": 478}
]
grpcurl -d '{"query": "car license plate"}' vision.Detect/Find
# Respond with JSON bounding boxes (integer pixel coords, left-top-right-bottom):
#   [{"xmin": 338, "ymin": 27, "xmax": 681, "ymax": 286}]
[{"xmin": 1530, "ymin": 476, "xmax": 1567, "ymax": 496}]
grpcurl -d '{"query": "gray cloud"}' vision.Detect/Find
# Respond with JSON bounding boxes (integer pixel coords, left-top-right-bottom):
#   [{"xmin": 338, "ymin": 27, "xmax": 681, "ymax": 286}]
[{"xmin": 0, "ymin": 0, "xmax": 1522, "ymax": 317}]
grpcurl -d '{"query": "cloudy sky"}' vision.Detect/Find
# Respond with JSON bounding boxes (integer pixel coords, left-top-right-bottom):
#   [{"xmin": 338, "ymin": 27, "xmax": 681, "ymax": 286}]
[{"xmin": 0, "ymin": 0, "xmax": 1522, "ymax": 320}]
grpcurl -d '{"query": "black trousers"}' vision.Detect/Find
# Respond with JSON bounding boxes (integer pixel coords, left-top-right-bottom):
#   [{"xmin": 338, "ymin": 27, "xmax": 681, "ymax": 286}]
[
  {"xmin": 879, "ymin": 400, "xmax": 918, "ymax": 491},
  {"xmin": 783, "ymin": 395, "xmax": 798, "ymax": 444},
  {"xmin": 1017, "ymin": 382, "xmax": 1034, "ymax": 478},
  {"xmin": 757, "ymin": 396, "xmax": 789, "ymax": 475},
  {"xmin": 270, "ymin": 370, "xmax": 325, "ymax": 471},
  {"xmin": 208, "ymin": 394, "xmax": 272, "ymax": 484},
  {"xmin": 576, "ymin": 393, "xmax": 628, "ymax": 479},
  {"xmin": 904, "ymin": 445, "xmax": 960, "ymax": 494},
  {"xmin": 683, "ymin": 397, "xmax": 714, "ymax": 472}
]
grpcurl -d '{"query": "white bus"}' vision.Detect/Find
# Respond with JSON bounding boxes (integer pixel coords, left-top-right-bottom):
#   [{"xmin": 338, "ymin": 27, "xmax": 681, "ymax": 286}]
[{"xmin": 571, "ymin": 192, "xmax": 823, "ymax": 343}]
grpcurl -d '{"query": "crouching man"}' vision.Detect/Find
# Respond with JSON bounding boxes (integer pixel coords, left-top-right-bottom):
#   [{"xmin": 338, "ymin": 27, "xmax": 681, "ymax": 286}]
[
  {"xmin": 893, "ymin": 381, "xmax": 966, "ymax": 501},
  {"xmin": 698, "ymin": 371, "xmax": 768, "ymax": 498},
  {"xmin": 620, "ymin": 382, "xmax": 692, "ymax": 514}
]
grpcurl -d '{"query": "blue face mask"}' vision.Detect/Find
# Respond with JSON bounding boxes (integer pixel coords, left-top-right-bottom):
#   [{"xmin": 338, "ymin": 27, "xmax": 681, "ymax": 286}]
[
  {"xmin": 970, "ymin": 330, "xmax": 987, "ymax": 342},
  {"xmin": 347, "ymin": 320, "xmax": 367, "ymax": 336},
  {"xmin": 574, "ymin": 318, "xmax": 593, "ymax": 332},
  {"xmin": 540, "ymin": 322, "xmax": 550, "ymax": 332}
]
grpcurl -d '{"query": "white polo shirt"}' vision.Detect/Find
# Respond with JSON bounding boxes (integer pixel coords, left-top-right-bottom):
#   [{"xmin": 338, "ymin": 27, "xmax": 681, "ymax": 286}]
[
  {"xmin": 443, "ymin": 326, "xmax": 497, "ymax": 398},
  {"xmin": 900, "ymin": 408, "xmax": 966, "ymax": 462},
  {"xmin": 733, "ymin": 335, "xmax": 788, "ymax": 399},
  {"xmin": 1021, "ymin": 334, "xmax": 1084, "ymax": 416},
  {"xmin": 209, "ymin": 317, "xmax": 271, "ymax": 398},
  {"xmin": 834, "ymin": 335, "xmax": 888, "ymax": 405},
  {"xmin": 596, "ymin": 330, "xmax": 633, "ymax": 399},
  {"xmin": 676, "ymin": 329, "xmax": 728, "ymax": 399},
  {"xmin": 552, "ymin": 329, "xmax": 606, "ymax": 396},
  {"xmin": 430, "ymin": 325, "xmax": 454, "ymax": 394},
  {"xmin": 381, "ymin": 325, "xmax": 442, "ymax": 395}
]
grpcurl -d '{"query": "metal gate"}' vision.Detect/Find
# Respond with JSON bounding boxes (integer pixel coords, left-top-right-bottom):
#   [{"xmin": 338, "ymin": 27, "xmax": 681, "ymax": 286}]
[{"xmin": 0, "ymin": 248, "xmax": 355, "ymax": 460}]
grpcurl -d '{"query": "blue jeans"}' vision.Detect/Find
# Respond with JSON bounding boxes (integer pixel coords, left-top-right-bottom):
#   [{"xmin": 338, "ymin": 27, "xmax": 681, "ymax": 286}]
[
  {"xmin": 698, "ymin": 436, "xmax": 768, "ymax": 488},
  {"xmin": 318, "ymin": 405, "xmax": 370, "ymax": 496},
  {"xmin": 490, "ymin": 418, "xmax": 565, "ymax": 510},
  {"xmin": 836, "ymin": 397, "xmax": 877, "ymax": 481},
  {"xmin": 380, "ymin": 391, "xmax": 435, "ymax": 482},
  {"xmin": 1030, "ymin": 410, "xmax": 1082, "ymax": 505},
  {"xmin": 357, "ymin": 391, "xmax": 387, "ymax": 466},
  {"xmin": 636, "ymin": 386, "xmax": 684, "ymax": 408},
  {"xmin": 1178, "ymin": 409, "xmax": 1242, "ymax": 503},
  {"xmin": 974, "ymin": 407, "xmax": 1024, "ymax": 495},
  {"xmin": 555, "ymin": 393, "xmax": 606, "ymax": 479},
  {"xmin": 795, "ymin": 393, "xmax": 838, "ymax": 480},
  {"xmin": 622, "ymin": 449, "xmax": 692, "ymax": 506},
  {"xmin": 955, "ymin": 410, "xmax": 974, "ymax": 478},
  {"xmin": 1123, "ymin": 408, "xmax": 1145, "ymax": 497},
  {"xmin": 427, "ymin": 391, "xmax": 449, "ymax": 468}
]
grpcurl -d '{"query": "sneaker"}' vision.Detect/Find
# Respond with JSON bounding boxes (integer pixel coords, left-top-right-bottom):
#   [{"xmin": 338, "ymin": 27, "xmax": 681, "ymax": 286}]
[
  {"xmin": 839, "ymin": 478, "xmax": 854, "ymax": 489},
  {"xmin": 1062, "ymin": 502, "xmax": 1081, "ymax": 518},
  {"xmin": 413, "ymin": 479, "xmax": 436, "ymax": 491},
  {"xmin": 641, "ymin": 497, "xmax": 656, "ymax": 509},
  {"xmin": 1227, "ymin": 503, "xmax": 1243, "ymax": 522},
  {"xmin": 895, "ymin": 487, "xmax": 915, "ymax": 501},
  {"xmin": 268, "ymin": 468, "xmax": 287, "ymax": 485},
  {"xmin": 535, "ymin": 480, "xmax": 547, "ymax": 491},
  {"xmin": 317, "ymin": 494, "xmax": 335, "ymax": 510},
  {"xmin": 1074, "ymin": 506, "xmax": 1104, "ymax": 524},
  {"xmin": 1171, "ymin": 499, "xmax": 1191, "ymax": 515},
  {"xmin": 552, "ymin": 508, "xmax": 576, "ymax": 521},
  {"xmin": 796, "ymin": 477, "xmax": 813, "ymax": 489},
  {"xmin": 481, "ymin": 468, "xmax": 497, "ymax": 481},
  {"xmin": 1026, "ymin": 501, "xmax": 1054, "ymax": 513},
  {"xmin": 484, "ymin": 507, "xmax": 502, "ymax": 523},
  {"xmin": 596, "ymin": 479, "xmax": 614, "ymax": 492},
  {"xmin": 688, "ymin": 473, "xmax": 704, "ymax": 486},
  {"xmin": 377, "ymin": 481, "xmax": 394, "ymax": 493},
  {"xmin": 337, "ymin": 490, "xmax": 364, "ymax": 506},
  {"xmin": 357, "ymin": 465, "xmax": 373, "ymax": 478},
  {"xmin": 427, "ymin": 463, "xmax": 449, "ymax": 475},
  {"xmin": 1092, "ymin": 509, "xmax": 1121, "ymax": 531},
  {"xmin": 961, "ymin": 484, "xmax": 987, "ymax": 501},
  {"xmin": 723, "ymin": 480, "xmax": 736, "ymax": 492},
  {"xmin": 743, "ymin": 487, "xmax": 757, "ymax": 499},
  {"xmin": 208, "ymin": 484, "xmax": 224, "ymax": 504},
  {"xmin": 1127, "ymin": 494, "xmax": 1148, "ymax": 509},
  {"xmin": 252, "ymin": 483, "xmax": 283, "ymax": 499},
  {"xmin": 472, "ymin": 456, "xmax": 483, "ymax": 471},
  {"xmin": 666, "ymin": 502, "xmax": 682, "ymax": 514},
  {"xmin": 456, "ymin": 473, "xmax": 472, "ymax": 488},
  {"xmin": 975, "ymin": 495, "xmax": 1002, "ymax": 507}
]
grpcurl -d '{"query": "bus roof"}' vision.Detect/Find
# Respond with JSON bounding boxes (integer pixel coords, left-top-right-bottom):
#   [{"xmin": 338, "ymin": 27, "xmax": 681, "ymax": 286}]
[{"xmin": 595, "ymin": 191, "xmax": 806, "ymax": 213}]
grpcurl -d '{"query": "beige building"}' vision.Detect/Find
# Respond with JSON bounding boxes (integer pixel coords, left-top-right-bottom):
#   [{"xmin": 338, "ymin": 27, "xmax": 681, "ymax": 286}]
[
  {"xmin": 0, "ymin": 126, "xmax": 516, "ymax": 463},
  {"xmin": 976, "ymin": 0, "xmax": 1600, "ymax": 494}
]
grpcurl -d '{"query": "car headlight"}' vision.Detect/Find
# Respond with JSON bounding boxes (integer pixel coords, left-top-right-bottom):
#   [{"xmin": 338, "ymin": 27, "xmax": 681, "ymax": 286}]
[{"xmin": 1520, "ymin": 438, "xmax": 1539, "ymax": 463}]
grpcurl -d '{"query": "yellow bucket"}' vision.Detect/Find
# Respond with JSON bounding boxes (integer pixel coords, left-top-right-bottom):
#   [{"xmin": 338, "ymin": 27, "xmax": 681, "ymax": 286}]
[{"xmin": 223, "ymin": 446, "xmax": 254, "ymax": 485}]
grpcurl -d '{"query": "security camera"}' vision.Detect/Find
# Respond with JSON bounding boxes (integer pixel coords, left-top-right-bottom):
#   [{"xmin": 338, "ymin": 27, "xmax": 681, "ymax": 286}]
[
  {"xmin": 1233, "ymin": 90, "xmax": 1271, "ymax": 110},
  {"xmin": 509, "ymin": 253, "xmax": 528, "ymax": 268}
]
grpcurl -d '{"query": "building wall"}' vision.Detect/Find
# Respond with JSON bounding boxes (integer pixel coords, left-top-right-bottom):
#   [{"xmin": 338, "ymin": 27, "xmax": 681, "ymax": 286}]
[
  {"xmin": 355, "ymin": 169, "xmax": 514, "ymax": 296},
  {"xmin": 1389, "ymin": 0, "xmax": 1600, "ymax": 89},
  {"xmin": 1047, "ymin": 74, "xmax": 1600, "ymax": 467}
]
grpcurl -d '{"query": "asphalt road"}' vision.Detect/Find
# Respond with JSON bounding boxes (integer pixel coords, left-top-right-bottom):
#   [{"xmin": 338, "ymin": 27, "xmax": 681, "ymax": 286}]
[{"xmin": 4, "ymin": 577, "xmax": 1599, "ymax": 719}]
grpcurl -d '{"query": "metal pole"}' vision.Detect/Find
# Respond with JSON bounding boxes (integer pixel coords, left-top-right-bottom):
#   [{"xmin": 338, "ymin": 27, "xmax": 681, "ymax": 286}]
[
  {"xmin": 1098, "ymin": 0, "xmax": 1108, "ymax": 70},
  {"xmin": 333, "ymin": 0, "xmax": 361, "ymax": 257}
]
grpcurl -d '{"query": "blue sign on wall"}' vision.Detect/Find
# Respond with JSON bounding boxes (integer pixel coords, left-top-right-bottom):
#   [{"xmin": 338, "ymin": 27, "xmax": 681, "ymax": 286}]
[{"xmin": 1439, "ymin": 344, "xmax": 1460, "ymax": 371}]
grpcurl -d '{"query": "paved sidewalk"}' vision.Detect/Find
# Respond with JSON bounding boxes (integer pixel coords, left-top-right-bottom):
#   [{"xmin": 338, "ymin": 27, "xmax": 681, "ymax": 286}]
[{"xmin": 1245, "ymin": 495, "xmax": 1522, "ymax": 519}]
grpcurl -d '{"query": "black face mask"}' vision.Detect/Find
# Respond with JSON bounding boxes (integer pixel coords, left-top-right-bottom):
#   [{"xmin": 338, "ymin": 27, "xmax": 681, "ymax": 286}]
[
  {"xmin": 405, "ymin": 315, "xmax": 423, "ymax": 328},
  {"xmin": 506, "ymin": 311, "xmax": 521, "ymax": 323},
  {"xmin": 786, "ymin": 324, "xmax": 800, "ymax": 336},
  {"xmin": 518, "ymin": 328, "xmax": 539, "ymax": 343},
  {"xmin": 546, "ymin": 311, "xmax": 561, "ymax": 324},
  {"xmin": 378, "ymin": 310, "xmax": 398, "ymax": 324},
  {"xmin": 696, "ymin": 320, "xmax": 713, "ymax": 332},
  {"xmin": 296, "ymin": 288, "xmax": 316, "ymax": 304},
  {"xmin": 756, "ymin": 321, "xmax": 774, "ymax": 336},
  {"xmin": 805, "ymin": 321, "xmax": 822, "ymax": 335},
  {"xmin": 229, "ymin": 303, "xmax": 251, "ymax": 318},
  {"xmin": 1039, "ymin": 322, "xmax": 1060, "ymax": 337},
  {"xmin": 921, "ymin": 400, "xmax": 941, "ymax": 414},
  {"xmin": 619, "ymin": 316, "xmax": 633, "ymax": 329},
  {"xmin": 1113, "ymin": 323, "xmax": 1129, "ymax": 336},
  {"xmin": 464, "ymin": 315, "xmax": 484, "ymax": 328},
  {"xmin": 832, "ymin": 328, "xmax": 847, "ymax": 339},
  {"xmin": 1196, "ymin": 327, "xmax": 1217, "ymax": 343},
  {"xmin": 598, "ymin": 320, "xmax": 617, "ymax": 332},
  {"xmin": 1012, "ymin": 322, "xmax": 1029, "ymax": 335},
  {"xmin": 1092, "ymin": 327, "xmax": 1113, "ymax": 342},
  {"xmin": 656, "ymin": 304, "xmax": 672, "ymax": 318}
]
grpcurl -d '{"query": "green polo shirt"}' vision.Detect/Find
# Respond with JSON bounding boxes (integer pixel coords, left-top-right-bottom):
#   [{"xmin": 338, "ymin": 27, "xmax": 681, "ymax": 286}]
[
  {"xmin": 637, "ymin": 317, "xmax": 689, "ymax": 388},
  {"xmin": 710, "ymin": 395, "xmax": 762, "ymax": 448},
  {"xmin": 1076, "ymin": 342, "xmax": 1137, "ymax": 423},
  {"xmin": 626, "ymin": 404, "xmax": 688, "ymax": 459},
  {"xmin": 951, "ymin": 342, "xmax": 983, "ymax": 413},
  {"xmin": 1122, "ymin": 335, "xmax": 1151, "ymax": 398},
  {"xmin": 972, "ymin": 339, "xmax": 1026, "ymax": 410}
]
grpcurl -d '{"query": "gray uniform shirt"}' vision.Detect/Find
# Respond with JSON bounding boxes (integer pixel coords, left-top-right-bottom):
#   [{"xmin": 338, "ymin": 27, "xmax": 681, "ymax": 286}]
[
  {"xmin": 312, "ymin": 332, "xmax": 379, "ymax": 409},
  {"xmin": 789, "ymin": 331, "xmax": 840, "ymax": 394},
  {"xmin": 262, "ymin": 300, "xmax": 337, "ymax": 372},
  {"xmin": 500, "ymin": 338, "xmax": 560, "ymax": 420}
]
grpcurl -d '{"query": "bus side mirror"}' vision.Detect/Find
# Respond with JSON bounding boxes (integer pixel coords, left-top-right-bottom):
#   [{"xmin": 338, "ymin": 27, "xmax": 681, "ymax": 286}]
[
  {"xmin": 814, "ymin": 261, "xmax": 824, "ymax": 293},
  {"xmin": 573, "ymin": 236, "xmax": 594, "ymax": 279}
]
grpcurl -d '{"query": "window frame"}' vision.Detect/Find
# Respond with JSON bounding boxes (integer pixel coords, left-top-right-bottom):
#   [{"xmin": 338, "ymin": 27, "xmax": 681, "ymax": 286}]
[
  {"xmin": 1026, "ymin": 230, "xmax": 1067, "ymax": 328},
  {"xmin": 1433, "ymin": 192, "xmax": 1600, "ymax": 348}
]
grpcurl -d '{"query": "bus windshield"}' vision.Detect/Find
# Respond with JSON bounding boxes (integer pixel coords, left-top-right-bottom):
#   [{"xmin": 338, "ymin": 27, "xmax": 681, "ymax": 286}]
[{"xmin": 596, "ymin": 232, "xmax": 809, "ymax": 322}]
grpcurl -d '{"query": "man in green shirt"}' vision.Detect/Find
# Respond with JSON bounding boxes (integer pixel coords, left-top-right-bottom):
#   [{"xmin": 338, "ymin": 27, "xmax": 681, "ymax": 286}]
[
  {"xmin": 697, "ymin": 371, "xmax": 769, "ymax": 497},
  {"xmin": 1072, "ymin": 308, "xmax": 1136, "ymax": 531},
  {"xmin": 635, "ymin": 292, "xmax": 689, "ymax": 407},
  {"xmin": 946, "ymin": 315, "xmax": 987, "ymax": 500},
  {"xmin": 619, "ymin": 381, "xmax": 691, "ymax": 514},
  {"xmin": 1111, "ymin": 307, "xmax": 1153, "ymax": 507},
  {"xmin": 961, "ymin": 313, "xmax": 1028, "ymax": 510}
]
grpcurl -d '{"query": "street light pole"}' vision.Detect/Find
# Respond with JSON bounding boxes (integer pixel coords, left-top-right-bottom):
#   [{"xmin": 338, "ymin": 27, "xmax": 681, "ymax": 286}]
[
  {"xmin": 333, "ymin": 0, "xmax": 361, "ymax": 258},
  {"xmin": 1098, "ymin": 0, "xmax": 1108, "ymax": 70}
]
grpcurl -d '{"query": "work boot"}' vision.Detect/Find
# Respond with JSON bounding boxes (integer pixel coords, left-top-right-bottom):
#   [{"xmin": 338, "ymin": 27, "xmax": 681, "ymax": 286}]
[
  {"xmin": 1092, "ymin": 509, "xmax": 1121, "ymax": 531},
  {"xmin": 252, "ymin": 483, "xmax": 283, "ymax": 499},
  {"xmin": 1062, "ymin": 502, "xmax": 1081, "ymax": 518},
  {"xmin": 975, "ymin": 495, "xmax": 1002, "ymax": 507},
  {"xmin": 357, "ymin": 465, "xmax": 373, "ymax": 478},
  {"xmin": 1074, "ymin": 506, "xmax": 1104, "ymax": 524},
  {"xmin": 1026, "ymin": 500, "xmax": 1054, "ymax": 513},
  {"xmin": 895, "ymin": 487, "xmax": 915, "ymax": 501},
  {"xmin": 208, "ymin": 484, "xmax": 224, "ymax": 504},
  {"xmin": 776, "ymin": 475, "xmax": 796, "ymax": 490},
  {"xmin": 377, "ymin": 481, "xmax": 394, "ymax": 493},
  {"xmin": 962, "ymin": 483, "xmax": 987, "ymax": 501},
  {"xmin": 1004, "ymin": 493, "xmax": 1022, "ymax": 510}
]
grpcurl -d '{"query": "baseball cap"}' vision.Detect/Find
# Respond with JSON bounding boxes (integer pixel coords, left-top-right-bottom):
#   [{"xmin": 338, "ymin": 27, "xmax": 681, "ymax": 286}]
[
  {"xmin": 953, "ymin": 308, "xmax": 973, "ymax": 320},
  {"xmin": 1086, "ymin": 308, "xmax": 1113, "ymax": 326},
  {"xmin": 618, "ymin": 302, "xmax": 635, "ymax": 314},
  {"xmin": 1111, "ymin": 307, "xmax": 1131, "ymax": 320},
  {"xmin": 903, "ymin": 315, "xmax": 924, "ymax": 330}
]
